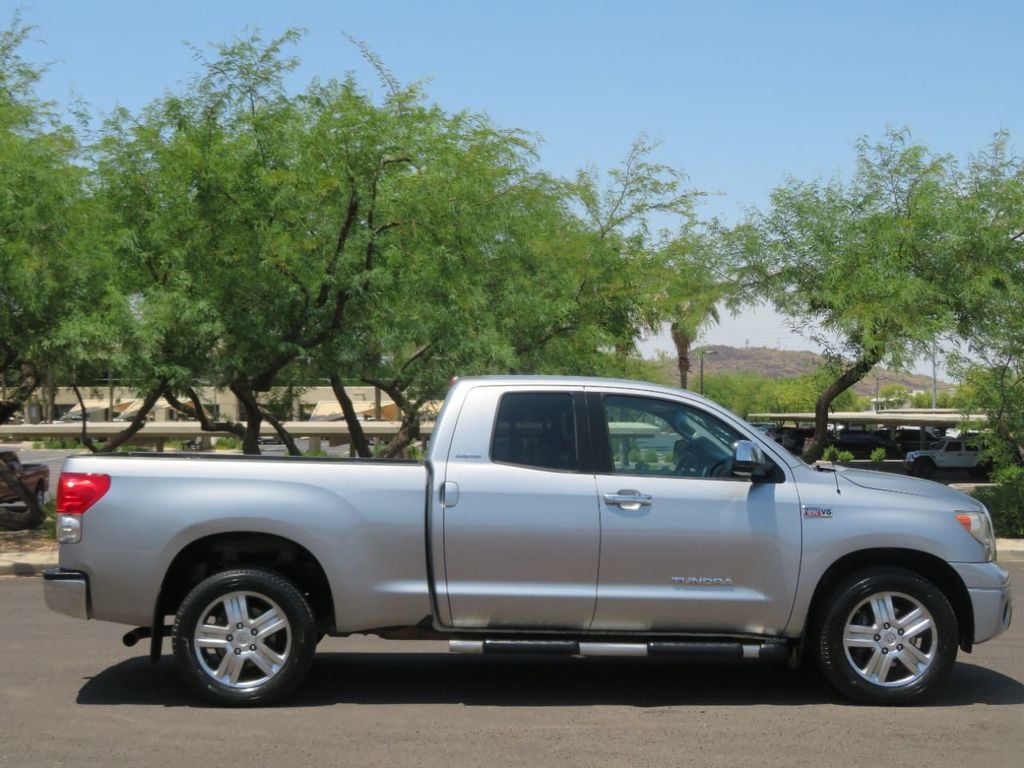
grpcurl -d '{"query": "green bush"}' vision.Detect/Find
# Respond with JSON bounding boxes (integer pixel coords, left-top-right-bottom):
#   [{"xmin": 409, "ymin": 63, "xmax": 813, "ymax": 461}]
[
  {"xmin": 869, "ymin": 447, "xmax": 888, "ymax": 463},
  {"xmin": 31, "ymin": 437, "xmax": 86, "ymax": 449},
  {"xmin": 821, "ymin": 445, "xmax": 855, "ymax": 462},
  {"xmin": 41, "ymin": 499, "xmax": 57, "ymax": 539},
  {"xmin": 972, "ymin": 469, "xmax": 1024, "ymax": 538},
  {"xmin": 214, "ymin": 436, "xmax": 242, "ymax": 450}
]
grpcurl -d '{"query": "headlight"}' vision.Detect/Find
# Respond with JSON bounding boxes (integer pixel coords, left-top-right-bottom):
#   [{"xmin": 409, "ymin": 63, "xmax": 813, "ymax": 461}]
[{"xmin": 955, "ymin": 509, "xmax": 997, "ymax": 561}]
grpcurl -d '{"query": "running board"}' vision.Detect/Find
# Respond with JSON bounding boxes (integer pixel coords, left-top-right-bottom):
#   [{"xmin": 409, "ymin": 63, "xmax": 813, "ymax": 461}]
[{"xmin": 449, "ymin": 639, "xmax": 789, "ymax": 661}]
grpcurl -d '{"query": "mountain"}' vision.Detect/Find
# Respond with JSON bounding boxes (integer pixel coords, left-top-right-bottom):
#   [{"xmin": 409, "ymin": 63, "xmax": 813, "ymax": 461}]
[{"xmin": 650, "ymin": 345, "xmax": 953, "ymax": 396}]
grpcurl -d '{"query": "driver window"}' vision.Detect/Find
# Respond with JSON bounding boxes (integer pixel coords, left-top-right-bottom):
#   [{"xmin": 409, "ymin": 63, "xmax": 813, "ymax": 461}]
[{"xmin": 603, "ymin": 395, "xmax": 745, "ymax": 478}]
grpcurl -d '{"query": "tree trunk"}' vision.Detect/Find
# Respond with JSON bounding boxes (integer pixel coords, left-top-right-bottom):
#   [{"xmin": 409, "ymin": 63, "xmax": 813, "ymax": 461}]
[
  {"xmin": 230, "ymin": 382, "xmax": 264, "ymax": 455},
  {"xmin": 0, "ymin": 455, "xmax": 43, "ymax": 531},
  {"xmin": 0, "ymin": 364, "xmax": 38, "ymax": 427},
  {"xmin": 164, "ymin": 388, "xmax": 247, "ymax": 440},
  {"xmin": 802, "ymin": 357, "xmax": 878, "ymax": 463},
  {"xmin": 329, "ymin": 375, "xmax": 372, "ymax": 458},
  {"xmin": 96, "ymin": 384, "xmax": 166, "ymax": 453},
  {"xmin": 261, "ymin": 407, "xmax": 302, "ymax": 456},
  {"xmin": 670, "ymin": 322, "xmax": 693, "ymax": 389},
  {"xmin": 383, "ymin": 411, "xmax": 421, "ymax": 458}
]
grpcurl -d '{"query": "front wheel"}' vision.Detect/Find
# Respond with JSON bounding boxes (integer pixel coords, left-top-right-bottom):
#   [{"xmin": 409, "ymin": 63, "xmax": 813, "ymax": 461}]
[
  {"xmin": 911, "ymin": 457, "xmax": 935, "ymax": 478},
  {"xmin": 813, "ymin": 567, "xmax": 958, "ymax": 705},
  {"xmin": 172, "ymin": 568, "xmax": 317, "ymax": 705}
]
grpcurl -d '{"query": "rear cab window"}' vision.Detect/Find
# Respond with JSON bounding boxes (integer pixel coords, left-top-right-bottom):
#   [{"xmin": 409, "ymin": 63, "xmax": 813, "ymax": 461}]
[{"xmin": 491, "ymin": 392, "xmax": 579, "ymax": 472}]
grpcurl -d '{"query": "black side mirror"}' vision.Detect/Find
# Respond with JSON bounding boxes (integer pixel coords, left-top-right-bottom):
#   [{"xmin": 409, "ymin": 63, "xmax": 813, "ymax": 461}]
[{"xmin": 732, "ymin": 440, "xmax": 773, "ymax": 481}]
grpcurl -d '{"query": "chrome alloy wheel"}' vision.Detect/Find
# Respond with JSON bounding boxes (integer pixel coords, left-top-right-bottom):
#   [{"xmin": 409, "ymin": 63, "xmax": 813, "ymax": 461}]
[
  {"xmin": 843, "ymin": 590, "xmax": 937, "ymax": 688},
  {"xmin": 193, "ymin": 590, "xmax": 292, "ymax": 689}
]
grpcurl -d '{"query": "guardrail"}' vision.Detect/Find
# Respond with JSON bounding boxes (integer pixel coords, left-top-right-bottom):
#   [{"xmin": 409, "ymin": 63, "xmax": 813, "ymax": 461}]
[{"xmin": 1, "ymin": 420, "xmax": 434, "ymax": 452}]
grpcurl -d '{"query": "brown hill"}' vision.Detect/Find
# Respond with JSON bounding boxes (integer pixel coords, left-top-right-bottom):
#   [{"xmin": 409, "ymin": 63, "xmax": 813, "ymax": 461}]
[{"xmin": 651, "ymin": 345, "xmax": 952, "ymax": 396}]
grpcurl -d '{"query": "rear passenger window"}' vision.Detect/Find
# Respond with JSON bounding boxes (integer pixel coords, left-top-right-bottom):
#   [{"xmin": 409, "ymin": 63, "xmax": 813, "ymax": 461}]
[{"xmin": 491, "ymin": 393, "xmax": 578, "ymax": 471}]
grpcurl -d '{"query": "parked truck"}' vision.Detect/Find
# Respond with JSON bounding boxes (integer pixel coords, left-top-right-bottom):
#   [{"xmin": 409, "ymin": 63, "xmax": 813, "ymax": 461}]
[
  {"xmin": 0, "ymin": 450, "xmax": 49, "ymax": 507},
  {"xmin": 44, "ymin": 377, "xmax": 1012, "ymax": 706}
]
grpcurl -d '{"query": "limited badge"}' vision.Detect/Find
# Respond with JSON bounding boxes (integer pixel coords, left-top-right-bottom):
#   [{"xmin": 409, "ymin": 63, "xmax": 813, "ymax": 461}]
[{"xmin": 802, "ymin": 505, "xmax": 833, "ymax": 519}]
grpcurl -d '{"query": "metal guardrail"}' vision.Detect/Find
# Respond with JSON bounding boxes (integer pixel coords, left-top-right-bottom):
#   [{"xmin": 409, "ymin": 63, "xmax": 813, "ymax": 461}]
[{"xmin": 0, "ymin": 420, "xmax": 434, "ymax": 450}]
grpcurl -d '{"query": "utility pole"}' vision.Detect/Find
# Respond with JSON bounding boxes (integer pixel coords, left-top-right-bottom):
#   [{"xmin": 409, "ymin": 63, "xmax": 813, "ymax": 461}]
[
  {"xmin": 697, "ymin": 348, "xmax": 717, "ymax": 395},
  {"xmin": 931, "ymin": 344, "xmax": 938, "ymax": 409}
]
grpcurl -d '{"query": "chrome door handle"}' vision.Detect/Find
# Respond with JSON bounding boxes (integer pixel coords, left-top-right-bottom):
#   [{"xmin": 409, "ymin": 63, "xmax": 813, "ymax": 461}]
[{"xmin": 603, "ymin": 491, "xmax": 652, "ymax": 511}]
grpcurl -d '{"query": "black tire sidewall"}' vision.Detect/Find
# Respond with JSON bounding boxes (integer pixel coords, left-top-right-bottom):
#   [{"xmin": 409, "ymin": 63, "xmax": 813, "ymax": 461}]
[
  {"xmin": 814, "ymin": 567, "xmax": 958, "ymax": 705},
  {"xmin": 912, "ymin": 458, "xmax": 935, "ymax": 477},
  {"xmin": 172, "ymin": 568, "xmax": 317, "ymax": 706}
]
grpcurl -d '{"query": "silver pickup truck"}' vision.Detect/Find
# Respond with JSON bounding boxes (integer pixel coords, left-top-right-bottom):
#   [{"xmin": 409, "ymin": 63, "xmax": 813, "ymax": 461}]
[{"xmin": 44, "ymin": 376, "xmax": 1012, "ymax": 706}]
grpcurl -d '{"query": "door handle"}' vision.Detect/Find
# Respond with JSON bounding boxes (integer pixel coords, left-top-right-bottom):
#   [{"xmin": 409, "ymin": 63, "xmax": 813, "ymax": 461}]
[
  {"xmin": 603, "ymin": 490, "xmax": 652, "ymax": 511},
  {"xmin": 442, "ymin": 481, "xmax": 460, "ymax": 508}
]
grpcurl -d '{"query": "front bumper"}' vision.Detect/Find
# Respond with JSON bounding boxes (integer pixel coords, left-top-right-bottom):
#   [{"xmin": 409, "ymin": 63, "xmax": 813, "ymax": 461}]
[
  {"xmin": 42, "ymin": 568, "xmax": 90, "ymax": 620},
  {"xmin": 951, "ymin": 561, "xmax": 1012, "ymax": 644}
]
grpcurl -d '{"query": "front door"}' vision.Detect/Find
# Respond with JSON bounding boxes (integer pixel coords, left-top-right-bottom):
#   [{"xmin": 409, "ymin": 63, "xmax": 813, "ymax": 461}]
[
  {"xmin": 441, "ymin": 386, "xmax": 601, "ymax": 629},
  {"xmin": 589, "ymin": 391, "xmax": 802, "ymax": 635}
]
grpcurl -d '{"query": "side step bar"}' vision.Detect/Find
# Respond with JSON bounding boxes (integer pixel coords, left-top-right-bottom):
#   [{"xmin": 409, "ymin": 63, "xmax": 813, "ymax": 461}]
[{"xmin": 449, "ymin": 639, "xmax": 789, "ymax": 661}]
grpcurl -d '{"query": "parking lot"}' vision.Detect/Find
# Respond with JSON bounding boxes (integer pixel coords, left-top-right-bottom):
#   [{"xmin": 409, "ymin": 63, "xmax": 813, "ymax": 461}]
[{"xmin": 1, "ymin": 556, "xmax": 1021, "ymax": 768}]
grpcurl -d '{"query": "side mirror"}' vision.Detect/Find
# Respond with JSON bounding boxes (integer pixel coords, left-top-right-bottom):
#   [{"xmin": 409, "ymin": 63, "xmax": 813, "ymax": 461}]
[{"xmin": 732, "ymin": 440, "xmax": 773, "ymax": 481}]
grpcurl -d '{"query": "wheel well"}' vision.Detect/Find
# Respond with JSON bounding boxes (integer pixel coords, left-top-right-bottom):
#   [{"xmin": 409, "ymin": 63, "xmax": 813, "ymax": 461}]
[
  {"xmin": 806, "ymin": 548, "xmax": 975, "ymax": 652},
  {"xmin": 158, "ymin": 532, "xmax": 335, "ymax": 633}
]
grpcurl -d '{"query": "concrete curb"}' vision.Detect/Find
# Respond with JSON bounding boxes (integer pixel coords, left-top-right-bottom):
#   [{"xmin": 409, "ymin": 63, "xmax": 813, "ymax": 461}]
[{"xmin": 0, "ymin": 550, "xmax": 58, "ymax": 576}]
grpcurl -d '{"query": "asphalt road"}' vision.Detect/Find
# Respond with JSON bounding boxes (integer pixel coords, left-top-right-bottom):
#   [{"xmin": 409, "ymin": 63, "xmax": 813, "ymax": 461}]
[{"xmin": 2, "ymin": 557, "xmax": 1022, "ymax": 768}]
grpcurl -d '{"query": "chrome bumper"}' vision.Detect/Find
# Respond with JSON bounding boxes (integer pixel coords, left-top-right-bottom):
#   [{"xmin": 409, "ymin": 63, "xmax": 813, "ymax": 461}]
[
  {"xmin": 42, "ymin": 568, "xmax": 90, "ymax": 620},
  {"xmin": 951, "ymin": 561, "xmax": 1012, "ymax": 644}
]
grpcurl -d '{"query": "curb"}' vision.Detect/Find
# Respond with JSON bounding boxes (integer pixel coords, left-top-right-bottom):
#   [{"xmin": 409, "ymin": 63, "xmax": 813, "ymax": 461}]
[{"xmin": 0, "ymin": 551, "xmax": 58, "ymax": 576}]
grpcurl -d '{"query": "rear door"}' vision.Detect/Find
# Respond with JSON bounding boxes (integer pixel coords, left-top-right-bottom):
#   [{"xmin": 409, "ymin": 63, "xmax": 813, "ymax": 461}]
[
  {"xmin": 588, "ymin": 389, "xmax": 802, "ymax": 635},
  {"xmin": 439, "ymin": 385, "xmax": 601, "ymax": 629}
]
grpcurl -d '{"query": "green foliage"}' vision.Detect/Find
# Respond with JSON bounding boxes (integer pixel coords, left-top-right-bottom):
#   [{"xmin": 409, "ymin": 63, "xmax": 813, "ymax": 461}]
[
  {"xmin": 0, "ymin": 16, "xmax": 107, "ymax": 425},
  {"xmin": 878, "ymin": 384, "xmax": 909, "ymax": 408},
  {"xmin": 821, "ymin": 445, "xmax": 855, "ymax": 462},
  {"xmin": 214, "ymin": 436, "xmax": 242, "ymax": 450},
  {"xmin": 972, "ymin": 470, "xmax": 1024, "ymax": 538},
  {"xmin": 701, "ymin": 370, "xmax": 860, "ymax": 418},
  {"xmin": 730, "ymin": 129, "xmax": 972, "ymax": 460},
  {"xmin": 31, "ymin": 437, "xmax": 86, "ymax": 449},
  {"xmin": 869, "ymin": 447, "xmax": 888, "ymax": 463},
  {"xmin": 41, "ymin": 499, "xmax": 56, "ymax": 539}
]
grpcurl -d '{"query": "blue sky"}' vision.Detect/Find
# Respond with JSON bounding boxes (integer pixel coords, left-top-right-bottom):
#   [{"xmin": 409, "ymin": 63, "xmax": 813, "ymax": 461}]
[{"xmin": 15, "ymin": 0, "xmax": 1024, "ymax": 370}]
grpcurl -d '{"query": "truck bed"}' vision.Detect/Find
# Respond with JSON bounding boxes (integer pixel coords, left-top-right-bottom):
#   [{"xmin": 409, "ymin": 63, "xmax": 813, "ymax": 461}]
[{"xmin": 57, "ymin": 452, "xmax": 432, "ymax": 632}]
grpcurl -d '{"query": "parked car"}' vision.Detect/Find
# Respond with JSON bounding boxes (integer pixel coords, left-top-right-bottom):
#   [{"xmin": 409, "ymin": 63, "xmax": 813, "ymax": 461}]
[
  {"xmin": 44, "ymin": 376, "xmax": 1011, "ymax": 706},
  {"xmin": 875, "ymin": 427, "xmax": 945, "ymax": 455},
  {"xmin": 0, "ymin": 451, "xmax": 50, "ymax": 506},
  {"xmin": 905, "ymin": 438, "xmax": 990, "ymax": 478},
  {"xmin": 828, "ymin": 428, "xmax": 902, "ymax": 459}
]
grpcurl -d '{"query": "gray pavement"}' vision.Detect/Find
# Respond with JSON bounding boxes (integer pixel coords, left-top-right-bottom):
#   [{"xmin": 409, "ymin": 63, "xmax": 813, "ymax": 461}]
[{"xmin": 2, "ymin": 562, "xmax": 1023, "ymax": 768}]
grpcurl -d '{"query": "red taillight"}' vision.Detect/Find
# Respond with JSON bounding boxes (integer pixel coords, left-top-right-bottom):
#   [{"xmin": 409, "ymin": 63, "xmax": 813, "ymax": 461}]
[{"xmin": 57, "ymin": 473, "xmax": 111, "ymax": 515}]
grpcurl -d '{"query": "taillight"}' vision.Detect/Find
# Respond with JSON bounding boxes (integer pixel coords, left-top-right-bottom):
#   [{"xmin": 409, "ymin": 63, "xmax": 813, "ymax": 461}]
[{"xmin": 57, "ymin": 473, "xmax": 111, "ymax": 515}]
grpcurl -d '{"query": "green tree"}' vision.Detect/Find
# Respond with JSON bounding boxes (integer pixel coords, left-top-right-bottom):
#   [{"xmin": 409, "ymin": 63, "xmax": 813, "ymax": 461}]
[
  {"xmin": 735, "ymin": 130, "xmax": 959, "ymax": 462},
  {"xmin": 0, "ymin": 18, "xmax": 104, "ymax": 527}
]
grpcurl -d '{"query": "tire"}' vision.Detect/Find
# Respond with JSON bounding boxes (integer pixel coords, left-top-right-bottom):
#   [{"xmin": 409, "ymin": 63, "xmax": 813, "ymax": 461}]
[
  {"xmin": 912, "ymin": 457, "xmax": 935, "ymax": 478},
  {"xmin": 172, "ymin": 568, "xmax": 317, "ymax": 706},
  {"xmin": 813, "ymin": 567, "xmax": 958, "ymax": 705},
  {"xmin": 34, "ymin": 485, "xmax": 46, "ymax": 508}
]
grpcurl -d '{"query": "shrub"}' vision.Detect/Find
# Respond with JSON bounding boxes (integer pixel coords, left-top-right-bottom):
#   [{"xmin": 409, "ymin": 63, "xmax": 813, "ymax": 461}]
[
  {"xmin": 214, "ymin": 436, "xmax": 241, "ymax": 450},
  {"xmin": 821, "ymin": 446, "xmax": 855, "ymax": 463},
  {"xmin": 869, "ymin": 447, "xmax": 888, "ymax": 463},
  {"xmin": 32, "ymin": 437, "xmax": 86, "ymax": 449},
  {"xmin": 41, "ymin": 499, "xmax": 57, "ymax": 539},
  {"xmin": 972, "ymin": 468, "xmax": 1024, "ymax": 538}
]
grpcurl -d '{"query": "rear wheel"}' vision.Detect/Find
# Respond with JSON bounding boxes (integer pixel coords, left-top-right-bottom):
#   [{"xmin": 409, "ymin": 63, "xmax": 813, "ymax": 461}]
[
  {"xmin": 172, "ymin": 568, "xmax": 317, "ymax": 706},
  {"xmin": 814, "ymin": 567, "xmax": 958, "ymax": 705},
  {"xmin": 34, "ymin": 484, "xmax": 46, "ymax": 508}
]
